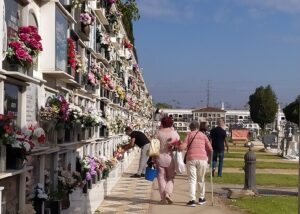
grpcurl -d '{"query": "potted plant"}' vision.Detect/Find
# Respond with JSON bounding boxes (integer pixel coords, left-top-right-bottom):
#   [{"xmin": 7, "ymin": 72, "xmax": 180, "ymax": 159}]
[
  {"xmin": 80, "ymin": 11, "xmax": 96, "ymax": 35},
  {"xmin": 47, "ymin": 190, "xmax": 65, "ymax": 214},
  {"xmin": 30, "ymin": 183, "xmax": 48, "ymax": 214}
]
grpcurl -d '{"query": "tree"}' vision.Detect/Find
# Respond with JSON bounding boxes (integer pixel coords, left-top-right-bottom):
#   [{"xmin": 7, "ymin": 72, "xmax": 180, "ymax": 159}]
[
  {"xmin": 283, "ymin": 95, "xmax": 300, "ymax": 126},
  {"xmin": 155, "ymin": 102, "xmax": 173, "ymax": 109},
  {"xmin": 248, "ymin": 85, "xmax": 278, "ymax": 131}
]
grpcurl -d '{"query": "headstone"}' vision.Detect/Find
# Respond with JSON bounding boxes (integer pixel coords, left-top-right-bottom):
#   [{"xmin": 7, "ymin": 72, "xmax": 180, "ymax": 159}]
[
  {"xmin": 26, "ymin": 83, "xmax": 37, "ymax": 122},
  {"xmin": 262, "ymin": 134, "xmax": 277, "ymax": 148}
]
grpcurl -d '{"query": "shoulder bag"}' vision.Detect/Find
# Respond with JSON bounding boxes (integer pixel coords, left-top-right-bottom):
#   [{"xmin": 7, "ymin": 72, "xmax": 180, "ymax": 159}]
[{"xmin": 184, "ymin": 131, "xmax": 199, "ymax": 164}]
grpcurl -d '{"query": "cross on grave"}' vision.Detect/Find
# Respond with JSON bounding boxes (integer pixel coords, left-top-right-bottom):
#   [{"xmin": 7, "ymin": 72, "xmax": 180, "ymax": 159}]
[{"xmin": 288, "ymin": 127, "xmax": 293, "ymax": 138}]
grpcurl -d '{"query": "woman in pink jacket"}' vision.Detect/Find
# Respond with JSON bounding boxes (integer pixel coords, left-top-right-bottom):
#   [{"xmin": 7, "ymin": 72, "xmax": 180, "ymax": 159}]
[
  {"xmin": 156, "ymin": 116, "xmax": 180, "ymax": 204},
  {"xmin": 180, "ymin": 121, "xmax": 212, "ymax": 207}
]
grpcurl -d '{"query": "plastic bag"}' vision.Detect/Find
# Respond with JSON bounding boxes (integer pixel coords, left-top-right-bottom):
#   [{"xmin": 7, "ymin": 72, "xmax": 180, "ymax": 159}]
[
  {"xmin": 148, "ymin": 138, "xmax": 160, "ymax": 157},
  {"xmin": 174, "ymin": 150, "xmax": 186, "ymax": 174}
]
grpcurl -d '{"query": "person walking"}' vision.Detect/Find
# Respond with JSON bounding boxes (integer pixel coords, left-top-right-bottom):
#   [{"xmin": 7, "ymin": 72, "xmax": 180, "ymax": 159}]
[
  {"xmin": 155, "ymin": 116, "xmax": 180, "ymax": 204},
  {"xmin": 123, "ymin": 126, "xmax": 150, "ymax": 178},
  {"xmin": 180, "ymin": 121, "xmax": 212, "ymax": 207},
  {"xmin": 210, "ymin": 118, "xmax": 229, "ymax": 177}
]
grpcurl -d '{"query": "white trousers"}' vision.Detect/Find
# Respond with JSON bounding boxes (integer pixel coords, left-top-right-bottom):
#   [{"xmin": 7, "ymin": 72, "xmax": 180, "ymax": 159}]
[{"xmin": 186, "ymin": 160, "xmax": 208, "ymax": 201}]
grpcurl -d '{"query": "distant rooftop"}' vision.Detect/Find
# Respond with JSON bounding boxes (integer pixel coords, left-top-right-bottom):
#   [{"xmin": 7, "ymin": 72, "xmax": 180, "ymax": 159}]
[{"xmin": 192, "ymin": 107, "xmax": 226, "ymax": 113}]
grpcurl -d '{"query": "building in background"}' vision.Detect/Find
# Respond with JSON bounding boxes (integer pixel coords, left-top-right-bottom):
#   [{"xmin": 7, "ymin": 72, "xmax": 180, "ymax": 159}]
[
  {"xmin": 160, "ymin": 108, "xmax": 193, "ymax": 132},
  {"xmin": 192, "ymin": 107, "xmax": 226, "ymax": 129}
]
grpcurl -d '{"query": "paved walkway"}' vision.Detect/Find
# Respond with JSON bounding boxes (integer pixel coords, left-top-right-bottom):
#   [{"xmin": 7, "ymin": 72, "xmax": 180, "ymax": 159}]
[
  {"xmin": 94, "ymin": 155, "xmax": 152, "ymax": 213},
  {"xmin": 95, "ymin": 154, "xmax": 242, "ymax": 214}
]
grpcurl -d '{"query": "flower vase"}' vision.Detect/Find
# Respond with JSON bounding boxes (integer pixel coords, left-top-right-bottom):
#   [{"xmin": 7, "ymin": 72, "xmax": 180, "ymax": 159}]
[
  {"xmin": 48, "ymin": 200, "xmax": 61, "ymax": 214},
  {"xmin": 57, "ymin": 127, "xmax": 65, "ymax": 144},
  {"xmin": 40, "ymin": 120, "xmax": 56, "ymax": 145},
  {"xmin": 64, "ymin": 128, "xmax": 71, "ymax": 142},
  {"xmin": 75, "ymin": 72, "xmax": 80, "ymax": 84},
  {"xmin": 92, "ymin": 175, "xmax": 97, "ymax": 184},
  {"xmin": 85, "ymin": 128, "xmax": 89, "ymax": 139},
  {"xmin": 33, "ymin": 199, "xmax": 44, "ymax": 214},
  {"xmin": 82, "ymin": 24, "xmax": 90, "ymax": 36},
  {"xmin": 87, "ymin": 180, "xmax": 92, "ymax": 189},
  {"xmin": 82, "ymin": 183, "xmax": 88, "ymax": 193},
  {"xmin": 6, "ymin": 145, "xmax": 25, "ymax": 170},
  {"xmin": 61, "ymin": 194, "xmax": 70, "ymax": 210},
  {"xmin": 97, "ymin": 171, "xmax": 101, "ymax": 181},
  {"xmin": 102, "ymin": 169, "xmax": 109, "ymax": 179}
]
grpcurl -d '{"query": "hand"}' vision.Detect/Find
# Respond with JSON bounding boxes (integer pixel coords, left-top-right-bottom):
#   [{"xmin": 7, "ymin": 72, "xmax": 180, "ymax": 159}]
[{"xmin": 226, "ymin": 146, "xmax": 229, "ymax": 153}]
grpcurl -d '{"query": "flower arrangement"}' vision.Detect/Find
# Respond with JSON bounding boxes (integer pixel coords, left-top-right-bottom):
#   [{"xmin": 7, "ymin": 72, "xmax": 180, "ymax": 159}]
[
  {"xmin": 66, "ymin": 104, "xmax": 83, "ymax": 124},
  {"xmin": 115, "ymin": 85, "xmax": 125, "ymax": 100},
  {"xmin": 30, "ymin": 183, "xmax": 48, "ymax": 201},
  {"xmin": 75, "ymin": 55, "xmax": 87, "ymax": 74},
  {"xmin": 82, "ymin": 107, "xmax": 103, "ymax": 127},
  {"xmin": 80, "ymin": 11, "xmax": 96, "ymax": 26},
  {"xmin": 40, "ymin": 95, "xmax": 69, "ymax": 123},
  {"xmin": 101, "ymin": 74, "xmax": 112, "ymax": 90},
  {"xmin": 58, "ymin": 168, "xmax": 82, "ymax": 194},
  {"xmin": 87, "ymin": 61, "xmax": 102, "ymax": 86},
  {"xmin": 71, "ymin": 0, "xmax": 83, "ymax": 8},
  {"xmin": 6, "ymin": 26, "xmax": 43, "ymax": 68},
  {"xmin": 0, "ymin": 113, "xmax": 16, "ymax": 145},
  {"xmin": 80, "ymin": 156, "xmax": 97, "ymax": 182},
  {"xmin": 0, "ymin": 115, "xmax": 46, "ymax": 151},
  {"xmin": 123, "ymin": 38, "xmax": 133, "ymax": 49},
  {"xmin": 133, "ymin": 64, "xmax": 139, "ymax": 71},
  {"xmin": 113, "ymin": 145, "xmax": 124, "ymax": 161},
  {"xmin": 67, "ymin": 38, "xmax": 77, "ymax": 71},
  {"xmin": 21, "ymin": 123, "xmax": 46, "ymax": 146}
]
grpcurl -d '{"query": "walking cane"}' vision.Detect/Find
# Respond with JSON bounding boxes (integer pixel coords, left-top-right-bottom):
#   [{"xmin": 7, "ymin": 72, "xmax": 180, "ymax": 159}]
[{"xmin": 210, "ymin": 151, "xmax": 214, "ymax": 206}]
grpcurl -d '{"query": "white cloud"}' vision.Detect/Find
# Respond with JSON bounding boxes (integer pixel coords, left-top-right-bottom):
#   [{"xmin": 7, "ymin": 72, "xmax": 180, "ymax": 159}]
[
  {"xmin": 235, "ymin": 0, "xmax": 300, "ymax": 14},
  {"xmin": 137, "ymin": 0, "xmax": 180, "ymax": 18},
  {"xmin": 137, "ymin": 0, "xmax": 197, "ymax": 20}
]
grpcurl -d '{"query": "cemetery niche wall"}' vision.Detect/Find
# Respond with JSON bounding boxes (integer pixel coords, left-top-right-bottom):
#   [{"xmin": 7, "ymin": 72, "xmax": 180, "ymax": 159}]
[{"xmin": 0, "ymin": 0, "xmax": 153, "ymax": 213}]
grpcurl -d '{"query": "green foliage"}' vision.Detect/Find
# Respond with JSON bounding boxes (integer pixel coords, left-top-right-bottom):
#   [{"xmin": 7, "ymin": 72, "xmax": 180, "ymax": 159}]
[
  {"xmin": 231, "ymin": 196, "xmax": 297, "ymax": 214},
  {"xmin": 116, "ymin": 0, "xmax": 140, "ymax": 51},
  {"xmin": 155, "ymin": 102, "xmax": 173, "ymax": 109},
  {"xmin": 248, "ymin": 85, "xmax": 278, "ymax": 130},
  {"xmin": 224, "ymin": 160, "xmax": 298, "ymax": 169},
  {"xmin": 117, "ymin": 0, "xmax": 140, "ymax": 21},
  {"xmin": 178, "ymin": 132, "xmax": 187, "ymax": 141},
  {"xmin": 283, "ymin": 95, "xmax": 300, "ymax": 126},
  {"xmin": 208, "ymin": 173, "xmax": 298, "ymax": 187},
  {"xmin": 225, "ymin": 152, "xmax": 282, "ymax": 160}
]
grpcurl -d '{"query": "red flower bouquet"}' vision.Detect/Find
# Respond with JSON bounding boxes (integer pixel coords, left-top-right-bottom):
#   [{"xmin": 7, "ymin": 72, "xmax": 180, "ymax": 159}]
[
  {"xmin": 67, "ymin": 38, "xmax": 77, "ymax": 71},
  {"xmin": 6, "ymin": 26, "xmax": 43, "ymax": 68}
]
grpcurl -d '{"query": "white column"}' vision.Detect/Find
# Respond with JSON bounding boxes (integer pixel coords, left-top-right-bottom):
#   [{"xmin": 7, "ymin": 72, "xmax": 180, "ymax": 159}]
[
  {"xmin": 18, "ymin": 87, "xmax": 27, "ymax": 128},
  {"xmin": 39, "ymin": 155, "xmax": 45, "ymax": 185},
  {"xmin": 19, "ymin": 173, "xmax": 26, "ymax": 213},
  {"xmin": 0, "ymin": 186, "xmax": 3, "ymax": 214}
]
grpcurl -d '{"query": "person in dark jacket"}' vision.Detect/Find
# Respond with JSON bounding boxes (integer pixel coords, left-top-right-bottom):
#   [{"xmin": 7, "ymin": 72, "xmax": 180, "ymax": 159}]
[
  {"xmin": 210, "ymin": 119, "xmax": 228, "ymax": 177},
  {"xmin": 123, "ymin": 127, "xmax": 150, "ymax": 178}
]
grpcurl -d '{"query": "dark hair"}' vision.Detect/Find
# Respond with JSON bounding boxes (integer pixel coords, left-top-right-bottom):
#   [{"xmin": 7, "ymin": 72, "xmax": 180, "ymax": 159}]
[
  {"xmin": 125, "ymin": 126, "xmax": 132, "ymax": 132},
  {"xmin": 161, "ymin": 116, "xmax": 173, "ymax": 128},
  {"xmin": 199, "ymin": 122, "xmax": 208, "ymax": 132}
]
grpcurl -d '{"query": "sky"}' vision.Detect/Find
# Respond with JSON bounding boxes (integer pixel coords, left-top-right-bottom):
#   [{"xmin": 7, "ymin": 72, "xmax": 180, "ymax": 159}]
[{"xmin": 132, "ymin": 0, "xmax": 300, "ymax": 109}]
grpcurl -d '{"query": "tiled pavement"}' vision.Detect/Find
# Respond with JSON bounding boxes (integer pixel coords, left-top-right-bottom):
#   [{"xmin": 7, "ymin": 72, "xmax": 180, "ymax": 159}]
[{"xmin": 94, "ymin": 154, "xmax": 153, "ymax": 213}]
